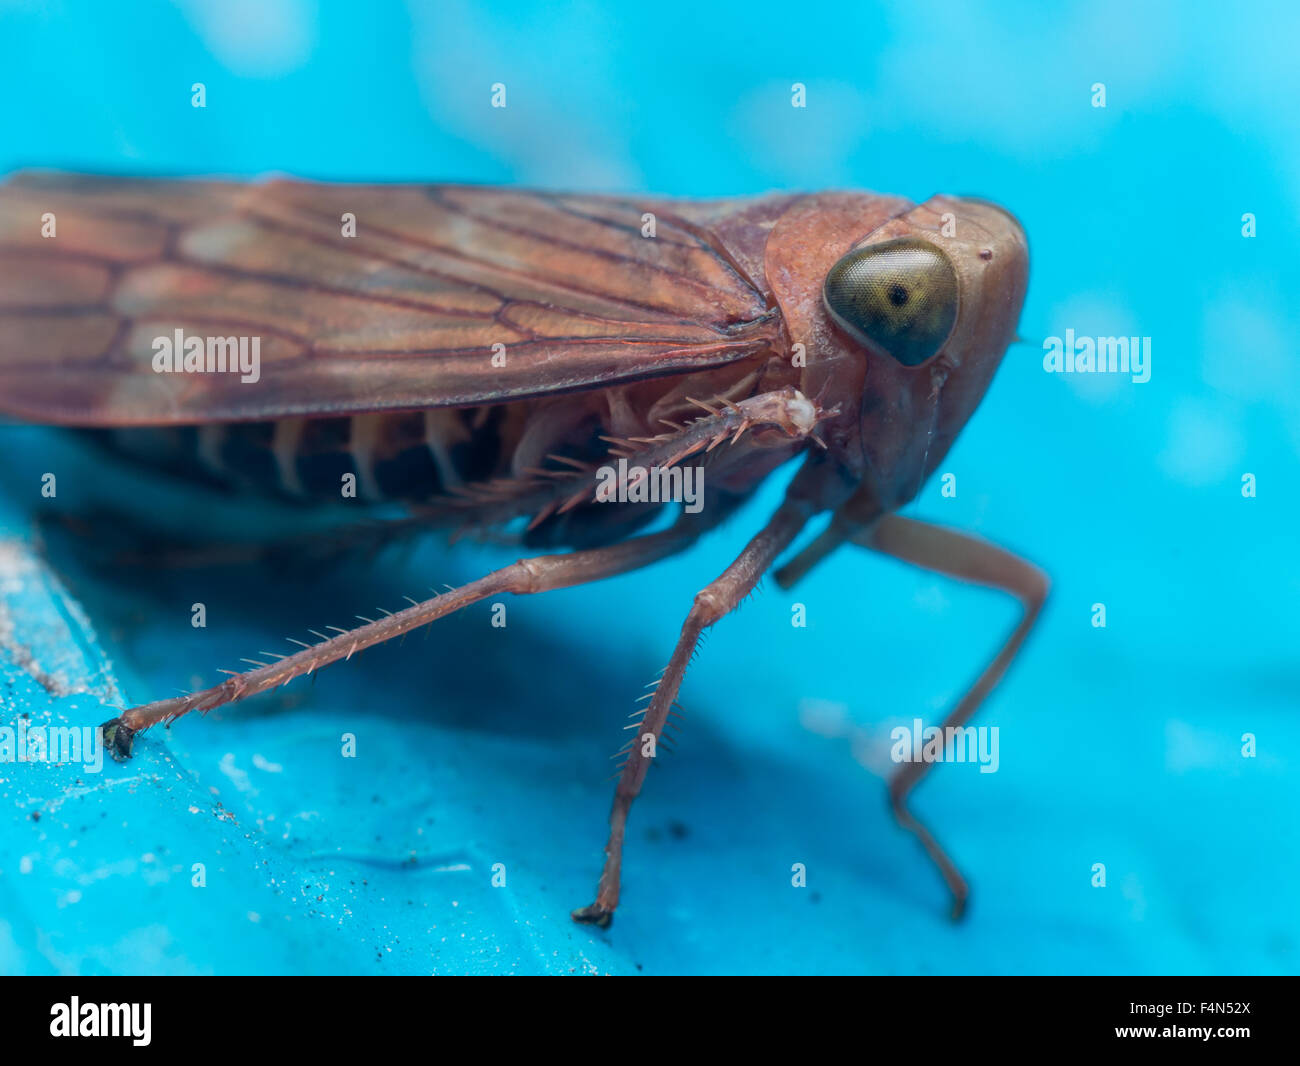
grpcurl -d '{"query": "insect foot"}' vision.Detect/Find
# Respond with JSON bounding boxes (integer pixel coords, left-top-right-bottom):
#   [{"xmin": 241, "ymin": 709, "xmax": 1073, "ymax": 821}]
[
  {"xmin": 101, "ymin": 717, "xmax": 136, "ymax": 761},
  {"xmin": 570, "ymin": 903, "xmax": 614, "ymax": 929}
]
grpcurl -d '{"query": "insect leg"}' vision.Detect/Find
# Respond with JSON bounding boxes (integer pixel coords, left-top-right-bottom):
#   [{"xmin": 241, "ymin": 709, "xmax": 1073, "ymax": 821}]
[
  {"xmin": 101, "ymin": 521, "xmax": 706, "ymax": 758},
  {"xmin": 571, "ymin": 495, "xmax": 815, "ymax": 928},
  {"xmin": 772, "ymin": 482, "xmax": 883, "ymax": 589},
  {"xmin": 863, "ymin": 514, "xmax": 1049, "ymax": 919}
]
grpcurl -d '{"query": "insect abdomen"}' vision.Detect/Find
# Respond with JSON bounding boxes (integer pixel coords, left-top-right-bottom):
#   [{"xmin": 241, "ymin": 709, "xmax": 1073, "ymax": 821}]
[{"xmin": 98, "ymin": 407, "xmax": 504, "ymax": 503}]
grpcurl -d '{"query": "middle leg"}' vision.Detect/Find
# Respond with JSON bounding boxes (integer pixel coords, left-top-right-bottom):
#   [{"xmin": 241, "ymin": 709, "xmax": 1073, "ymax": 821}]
[{"xmin": 572, "ymin": 495, "xmax": 816, "ymax": 926}]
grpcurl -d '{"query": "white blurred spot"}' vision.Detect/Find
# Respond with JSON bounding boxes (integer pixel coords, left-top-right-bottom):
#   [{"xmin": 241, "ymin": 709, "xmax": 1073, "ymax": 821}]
[
  {"xmin": 1156, "ymin": 399, "xmax": 1244, "ymax": 486},
  {"xmin": 912, "ymin": 583, "xmax": 950, "ymax": 614},
  {"xmin": 871, "ymin": 0, "xmax": 1176, "ymax": 155},
  {"xmin": 1045, "ymin": 294, "xmax": 1143, "ymax": 404},
  {"xmin": 730, "ymin": 81, "xmax": 870, "ymax": 184},
  {"xmin": 218, "ymin": 752, "xmax": 255, "ymax": 793},
  {"xmin": 1165, "ymin": 718, "xmax": 1228, "ymax": 772},
  {"xmin": 252, "ymin": 753, "xmax": 284, "ymax": 773},
  {"xmin": 176, "ymin": 0, "xmax": 317, "ymax": 78},
  {"xmin": 406, "ymin": 1, "xmax": 638, "ymax": 189},
  {"xmin": 1201, "ymin": 297, "xmax": 1289, "ymax": 404},
  {"xmin": 798, "ymin": 698, "xmax": 849, "ymax": 738}
]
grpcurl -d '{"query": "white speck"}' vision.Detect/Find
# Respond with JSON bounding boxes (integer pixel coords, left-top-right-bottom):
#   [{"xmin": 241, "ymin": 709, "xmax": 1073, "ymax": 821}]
[
  {"xmin": 912, "ymin": 584, "xmax": 950, "ymax": 614},
  {"xmin": 798, "ymin": 698, "xmax": 849, "ymax": 738},
  {"xmin": 252, "ymin": 753, "xmax": 283, "ymax": 773},
  {"xmin": 218, "ymin": 752, "xmax": 254, "ymax": 793}
]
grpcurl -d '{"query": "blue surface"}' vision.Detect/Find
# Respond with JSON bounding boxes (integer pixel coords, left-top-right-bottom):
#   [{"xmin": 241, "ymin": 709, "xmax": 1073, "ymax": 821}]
[{"xmin": 1, "ymin": 0, "xmax": 1297, "ymax": 975}]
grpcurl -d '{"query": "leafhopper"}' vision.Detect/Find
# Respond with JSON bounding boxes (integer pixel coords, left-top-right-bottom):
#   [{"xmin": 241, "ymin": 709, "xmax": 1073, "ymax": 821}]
[{"xmin": 0, "ymin": 174, "xmax": 1044, "ymax": 926}]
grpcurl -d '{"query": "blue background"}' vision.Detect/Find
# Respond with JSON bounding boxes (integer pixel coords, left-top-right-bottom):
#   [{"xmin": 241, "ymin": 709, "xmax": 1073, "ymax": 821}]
[{"xmin": 0, "ymin": 0, "xmax": 1296, "ymax": 974}]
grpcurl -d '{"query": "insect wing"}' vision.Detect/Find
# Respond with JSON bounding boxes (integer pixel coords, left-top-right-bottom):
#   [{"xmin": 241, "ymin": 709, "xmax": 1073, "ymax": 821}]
[{"xmin": 0, "ymin": 174, "xmax": 777, "ymax": 425}]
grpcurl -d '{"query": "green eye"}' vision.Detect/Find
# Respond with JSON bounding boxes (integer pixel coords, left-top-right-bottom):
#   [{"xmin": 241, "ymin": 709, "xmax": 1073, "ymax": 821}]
[{"xmin": 822, "ymin": 238, "xmax": 959, "ymax": 366}]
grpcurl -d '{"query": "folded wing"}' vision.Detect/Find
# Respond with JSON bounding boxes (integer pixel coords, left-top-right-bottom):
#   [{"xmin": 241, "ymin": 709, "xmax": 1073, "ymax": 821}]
[{"xmin": 0, "ymin": 174, "xmax": 777, "ymax": 425}]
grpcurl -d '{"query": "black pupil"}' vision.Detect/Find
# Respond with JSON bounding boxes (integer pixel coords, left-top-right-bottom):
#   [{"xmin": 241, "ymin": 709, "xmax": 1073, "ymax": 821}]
[{"xmin": 887, "ymin": 283, "xmax": 908, "ymax": 307}]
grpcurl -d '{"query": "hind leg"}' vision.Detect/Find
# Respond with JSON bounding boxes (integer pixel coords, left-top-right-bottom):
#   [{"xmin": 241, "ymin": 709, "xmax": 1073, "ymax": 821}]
[{"xmin": 103, "ymin": 520, "xmax": 705, "ymax": 756}]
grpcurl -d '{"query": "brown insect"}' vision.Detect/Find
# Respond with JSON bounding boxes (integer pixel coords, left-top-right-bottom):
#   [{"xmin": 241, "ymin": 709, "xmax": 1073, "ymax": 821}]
[{"xmin": 0, "ymin": 173, "xmax": 1045, "ymax": 926}]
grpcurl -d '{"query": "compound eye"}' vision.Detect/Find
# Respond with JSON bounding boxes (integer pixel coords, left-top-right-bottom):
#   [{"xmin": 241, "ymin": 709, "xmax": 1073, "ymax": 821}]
[{"xmin": 822, "ymin": 238, "xmax": 959, "ymax": 366}]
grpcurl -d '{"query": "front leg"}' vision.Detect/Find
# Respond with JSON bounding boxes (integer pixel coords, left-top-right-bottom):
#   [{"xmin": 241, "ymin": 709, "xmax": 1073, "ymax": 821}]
[
  {"xmin": 778, "ymin": 510, "xmax": 1048, "ymax": 918},
  {"xmin": 864, "ymin": 515, "xmax": 1048, "ymax": 918}
]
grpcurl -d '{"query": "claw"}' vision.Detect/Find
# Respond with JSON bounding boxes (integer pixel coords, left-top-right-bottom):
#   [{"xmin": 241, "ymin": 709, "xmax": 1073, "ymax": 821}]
[
  {"xmin": 950, "ymin": 891, "xmax": 969, "ymax": 923},
  {"xmin": 101, "ymin": 717, "xmax": 136, "ymax": 761},
  {"xmin": 570, "ymin": 903, "xmax": 614, "ymax": 929}
]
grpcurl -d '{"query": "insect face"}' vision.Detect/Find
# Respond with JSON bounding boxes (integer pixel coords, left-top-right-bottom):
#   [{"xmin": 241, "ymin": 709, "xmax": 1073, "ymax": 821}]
[{"xmin": 820, "ymin": 196, "xmax": 1029, "ymax": 509}]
